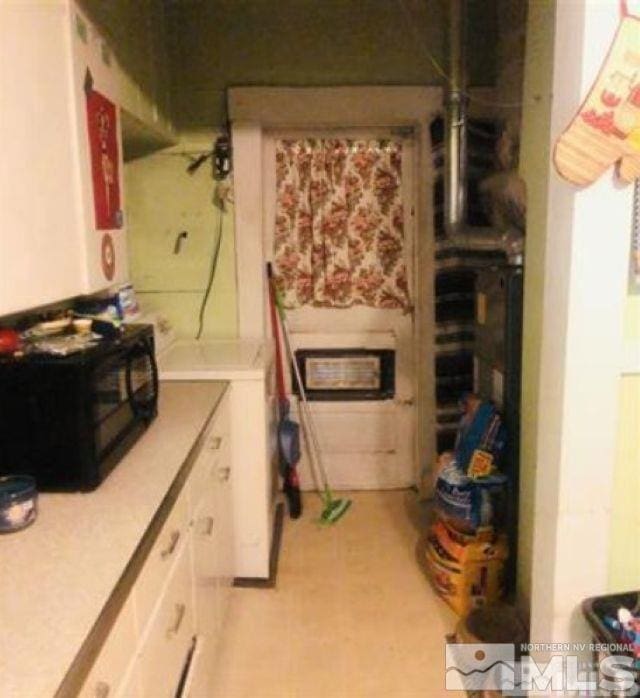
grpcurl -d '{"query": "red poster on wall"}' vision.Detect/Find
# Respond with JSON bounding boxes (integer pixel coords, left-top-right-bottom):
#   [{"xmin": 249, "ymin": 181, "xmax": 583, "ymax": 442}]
[{"xmin": 84, "ymin": 69, "xmax": 122, "ymax": 230}]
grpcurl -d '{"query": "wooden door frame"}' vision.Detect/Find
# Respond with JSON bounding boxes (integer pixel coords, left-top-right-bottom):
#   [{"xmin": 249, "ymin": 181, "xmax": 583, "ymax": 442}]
[{"xmin": 229, "ymin": 86, "xmax": 441, "ymax": 488}]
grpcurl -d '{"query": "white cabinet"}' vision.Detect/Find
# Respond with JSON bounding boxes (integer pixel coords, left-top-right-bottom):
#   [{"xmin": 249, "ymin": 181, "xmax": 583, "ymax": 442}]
[
  {"xmin": 78, "ymin": 597, "xmax": 139, "ymax": 698},
  {"xmin": 77, "ymin": 389, "xmax": 233, "ymax": 697},
  {"xmin": 69, "ymin": 2, "xmax": 128, "ymax": 293},
  {"xmin": 135, "ymin": 493, "xmax": 190, "ymax": 627},
  {"xmin": 137, "ymin": 543, "xmax": 195, "ymax": 698},
  {"xmin": 0, "ymin": 1, "xmax": 127, "ymax": 317},
  {"xmin": 181, "ymin": 636, "xmax": 216, "ymax": 698},
  {"xmin": 229, "ymin": 376, "xmax": 275, "ymax": 579},
  {"xmin": 186, "ymin": 389, "xmax": 235, "ymax": 691},
  {"xmin": 186, "ymin": 391, "xmax": 235, "ymax": 690},
  {"xmin": 190, "ymin": 489, "xmax": 219, "ymax": 642},
  {"xmin": 118, "ymin": 661, "xmax": 145, "ymax": 698},
  {"xmin": 158, "ymin": 340, "xmax": 276, "ymax": 580},
  {"xmin": 214, "ymin": 443, "xmax": 235, "ymax": 618}
]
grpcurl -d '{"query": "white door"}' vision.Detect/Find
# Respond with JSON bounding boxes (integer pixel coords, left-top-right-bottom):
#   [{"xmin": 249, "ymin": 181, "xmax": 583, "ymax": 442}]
[{"xmin": 263, "ymin": 129, "xmax": 416, "ymax": 490}]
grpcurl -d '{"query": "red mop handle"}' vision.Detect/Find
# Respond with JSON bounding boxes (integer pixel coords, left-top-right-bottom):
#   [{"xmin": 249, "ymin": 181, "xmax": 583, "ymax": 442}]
[{"xmin": 267, "ymin": 263, "xmax": 287, "ymax": 403}]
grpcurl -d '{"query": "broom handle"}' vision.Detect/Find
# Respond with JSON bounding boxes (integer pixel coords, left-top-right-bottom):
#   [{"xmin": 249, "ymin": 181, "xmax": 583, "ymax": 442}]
[
  {"xmin": 280, "ymin": 309, "xmax": 329, "ymax": 493},
  {"xmin": 289, "ymin": 341, "xmax": 329, "ymax": 493},
  {"xmin": 268, "ymin": 270, "xmax": 330, "ymax": 493},
  {"xmin": 267, "ymin": 277, "xmax": 287, "ymax": 405}
]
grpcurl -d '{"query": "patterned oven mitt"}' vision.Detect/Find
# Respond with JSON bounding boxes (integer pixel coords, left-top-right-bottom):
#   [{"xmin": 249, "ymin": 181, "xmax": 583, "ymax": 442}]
[{"xmin": 554, "ymin": 0, "xmax": 640, "ymax": 185}]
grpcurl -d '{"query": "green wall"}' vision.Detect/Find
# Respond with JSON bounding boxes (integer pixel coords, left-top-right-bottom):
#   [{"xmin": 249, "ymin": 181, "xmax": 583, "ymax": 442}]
[
  {"xmin": 165, "ymin": 0, "xmax": 497, "ymax": 128},
  {"xmin": 125, "ymin": 137, "xmax": 237, "ymax": 339},
  {"xmin": 125, "ymin": 0, "xmax": 502, "ymax": 340},
  {"xmin": 77, "ymin": 0, "xmax": 234, "ymax": 339},
  {"xmin": 609, "ymin": 290, "xmax": 640, "ymax": 591},
  {"xmin": 609, "ymin": 372, "xmax": 640, "ymax": 591},
  {"xmin": 624, "ymin": 294, "xmax": 640, "ymax": 341}
]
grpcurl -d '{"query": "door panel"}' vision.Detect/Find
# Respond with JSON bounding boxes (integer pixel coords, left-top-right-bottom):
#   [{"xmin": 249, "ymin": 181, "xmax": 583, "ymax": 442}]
[
  {"xmin": 263, "ymin": 130, "xmax": 416, "ymax": 488},
  {"xmin": 291, "ymin": 401, "xmax": 413, "ymax": 490}
]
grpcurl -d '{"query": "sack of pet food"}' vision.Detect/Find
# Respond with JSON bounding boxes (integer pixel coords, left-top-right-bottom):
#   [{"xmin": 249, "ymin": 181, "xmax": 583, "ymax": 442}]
[
  {"xmin": 435, "ymin": 464, "xmax": 507, "ymax": 532},
  {"xmin": 455, "ymin": 395, "xmax": 506, "ymax": 477}
]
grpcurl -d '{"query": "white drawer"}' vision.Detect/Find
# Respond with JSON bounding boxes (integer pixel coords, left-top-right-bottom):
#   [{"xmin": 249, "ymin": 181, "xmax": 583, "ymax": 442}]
[
  {"xmin": 190, "ymin": 489, "xmax": 219, "ymax": 642},
  {"xmin": 117, "ymin": 659, "xmax": 144, "ymax": 698},
  {"xmin": 188, "ymin": 433, "xmax": 224, "ymax": 514},
  {"xmin": 78, "ymin": 596, "xmax": 137, "ymax": 698},
  {"xmin": 138, "ymin": 544, "xmax": 194, "ymax": 698},
  {"xmin": 188, "ymin": 399, "xmax": 230, "ymax": 514},
  {"xmin": 182, "ymin": 635, "xmax": 216, "ymax": 698},
  {"xmin": 134, "ymin": 492, "xmax": 189, "ymax": 628},
  {"xmin": 215, "ymin": 462, "xmax": 234, "ymax": 626}
]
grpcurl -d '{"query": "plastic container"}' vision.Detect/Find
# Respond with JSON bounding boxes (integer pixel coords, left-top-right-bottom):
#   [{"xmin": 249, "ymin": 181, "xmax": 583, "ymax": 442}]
[
  {"xmin": 451, "ymin": 604, "xmax": 528, "ymax": 697},
  {"xmin": 582, "ymin": 591, "xmax": 640, "ymax": 693},
  {"xmin": 0, "ymin": 475, "xmax": 38, "ymax": 532}
]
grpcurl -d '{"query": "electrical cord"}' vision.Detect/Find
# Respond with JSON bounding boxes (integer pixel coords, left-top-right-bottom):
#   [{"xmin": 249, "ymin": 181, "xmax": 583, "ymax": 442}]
[
  {"xmin": 189, "ymin": 132, "xmax": 233, "ymax": 340},
  {"xmin": 196, "ymin": 203, "xmax": 225, "ymax": 340}
]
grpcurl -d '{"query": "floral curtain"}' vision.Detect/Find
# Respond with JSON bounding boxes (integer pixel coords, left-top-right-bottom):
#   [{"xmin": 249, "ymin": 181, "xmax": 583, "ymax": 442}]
[{"xmin": 273, "ymin": 138, "xmax": 410, "ymax": 309}]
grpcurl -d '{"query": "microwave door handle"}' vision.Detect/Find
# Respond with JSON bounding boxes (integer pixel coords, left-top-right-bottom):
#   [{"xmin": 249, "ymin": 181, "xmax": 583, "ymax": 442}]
[
  {"xmin": 125, "ymin": 340, "xmax": 159, "ymax": 422},
  {"xmin": 145, "ymin": 340, "xmax": 159, "ymax": 417},
  {"xmin": 134, "ymin": 340, "xmax": 158, "ymax": 419},
  {"xmin": 124, "ymin": 352, "xmax": 139, "ymax": 419},
  {"xmin": 147, "ymin": 344, "xmax": 159, "ymax": 418}
]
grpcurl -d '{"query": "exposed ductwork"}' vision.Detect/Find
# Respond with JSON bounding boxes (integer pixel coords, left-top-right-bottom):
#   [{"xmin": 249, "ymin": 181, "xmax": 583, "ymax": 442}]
[{"xmin": 445, "ymin": 0, "xmax": 468, "ymax": 235}]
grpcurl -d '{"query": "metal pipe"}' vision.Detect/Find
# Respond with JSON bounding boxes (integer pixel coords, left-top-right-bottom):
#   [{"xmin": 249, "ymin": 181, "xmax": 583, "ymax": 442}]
[{"xmin": 445, "ymin": 0, "xmax": 468, "ymax": 235}]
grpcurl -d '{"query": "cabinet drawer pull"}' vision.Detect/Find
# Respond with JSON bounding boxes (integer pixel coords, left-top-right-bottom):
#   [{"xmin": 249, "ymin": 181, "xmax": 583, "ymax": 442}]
[
  {"xmin": 167, "ymin": 602, "xmax": 187, "ymax": 638},
  {"xmin": 94, "ymin": 681, "xmax": 110, "ymax": 698},
  {"xmin": 217, "ymin": 466, "xmax": 231, "ymax": 482},
  {"xmin": 160, "ymin": 530, "xmax": 181, "ymax": 559},
  {"xmin": 198, "ymin": 516, "xmax": 214, "ymax": 536},
  {"xmin": 209, "ymin": 436, "xmax": 222, "ymax": 451}
]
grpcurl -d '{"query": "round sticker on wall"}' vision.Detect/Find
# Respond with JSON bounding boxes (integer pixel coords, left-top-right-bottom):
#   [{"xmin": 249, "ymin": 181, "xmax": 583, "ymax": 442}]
[{"xmin": 101, "ymin": 233, "xmax": 115, "ymax": 280}]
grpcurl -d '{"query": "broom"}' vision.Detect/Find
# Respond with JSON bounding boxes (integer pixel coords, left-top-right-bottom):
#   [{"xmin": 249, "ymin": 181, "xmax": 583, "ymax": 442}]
[
  {"xmin": 267, "ymin": 265, "xmax": 351, "ymax": 525},
  {"xmin": 267, "ymin": 267, "xmax": 302, "ymax": 518}
]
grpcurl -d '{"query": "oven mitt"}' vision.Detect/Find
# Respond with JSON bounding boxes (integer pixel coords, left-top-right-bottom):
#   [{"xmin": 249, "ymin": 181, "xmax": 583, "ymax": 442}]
[{"xmin": 554, "ymin": 3, "xmax": 640, "ymax": 186}]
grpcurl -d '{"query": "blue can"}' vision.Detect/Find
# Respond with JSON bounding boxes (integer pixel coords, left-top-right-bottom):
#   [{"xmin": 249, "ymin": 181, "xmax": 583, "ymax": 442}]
[{"xmin": 0, "ymin": 475, "xmax": 38, "ymax": 532}]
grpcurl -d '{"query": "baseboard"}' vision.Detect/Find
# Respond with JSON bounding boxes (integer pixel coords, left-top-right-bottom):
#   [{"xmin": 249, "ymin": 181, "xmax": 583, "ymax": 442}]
[{"xmin": 233, "ymin": 502, "xmax": 284, "ymax": 589}]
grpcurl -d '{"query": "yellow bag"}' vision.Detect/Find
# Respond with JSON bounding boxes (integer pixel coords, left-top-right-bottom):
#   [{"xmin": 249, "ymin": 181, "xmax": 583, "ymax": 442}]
[{"xmin": 423, "ymin": 520, "xmax": 508, "ymax": 617}]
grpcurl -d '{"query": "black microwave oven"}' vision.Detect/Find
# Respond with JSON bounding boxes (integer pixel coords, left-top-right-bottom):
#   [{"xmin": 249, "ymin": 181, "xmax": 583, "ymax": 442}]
[{"xmin": 0, "ymin": 324, "xmax": 158, "ymax": 491}]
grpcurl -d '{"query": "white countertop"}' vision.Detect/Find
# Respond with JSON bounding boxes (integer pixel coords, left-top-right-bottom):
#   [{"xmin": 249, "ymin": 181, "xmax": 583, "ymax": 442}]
[
  {"xmin": 0, "ymin": 381, "xmax": 227, "ymax": 698},
  {"xmin": 158, "ymin": 338, "xmax": 269, "ymax": 381}
]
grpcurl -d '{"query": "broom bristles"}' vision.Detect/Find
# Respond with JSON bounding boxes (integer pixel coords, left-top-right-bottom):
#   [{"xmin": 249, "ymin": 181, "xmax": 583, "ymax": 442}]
[{"xmin": 320, "ymin": 496, "xmax": 352, "ymax": 525}]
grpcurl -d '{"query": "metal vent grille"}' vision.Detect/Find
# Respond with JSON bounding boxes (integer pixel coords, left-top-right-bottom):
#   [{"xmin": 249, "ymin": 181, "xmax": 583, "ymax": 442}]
[{"xmin": 305, "ymin": 356, "xmax": 381, "ymax": 390}]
